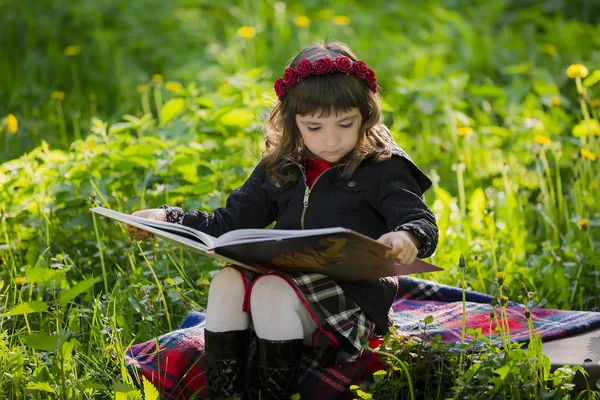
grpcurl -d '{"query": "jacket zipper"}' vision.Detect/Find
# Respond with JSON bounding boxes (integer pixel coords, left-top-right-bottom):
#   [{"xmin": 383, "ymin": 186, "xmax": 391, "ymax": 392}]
[{"xmin": 293, "ymin": 161, "xmax": 336, "ymax": 230}]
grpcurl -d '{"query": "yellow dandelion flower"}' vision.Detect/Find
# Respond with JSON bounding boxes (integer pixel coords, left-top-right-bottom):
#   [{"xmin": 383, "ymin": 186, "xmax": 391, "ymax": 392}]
[
  {"xmin": 567, "ymin": 64, "xmax": 589, "ymax": 78},
  {"xmin": 64, "ymin": 45, "xmax": 81, "ymax": 56},
  {"xmin": 550, "ymin": 96, "xmax": 561, "ymax": 106},
  {"xmin": 576, "ymin": 219, "xmax": 589, "ymax": 229},
  {"xmin": 458, "ymin": 154, "xmax": 466, "ymax": 163},
  {"xmin": 534, "ymin": 134, "xmax": 551, "ymax": 145},
  {"xmin": 332, "ymin": 15, "xmax": 351, "ymax": 26},
  {"xmin": 496, "ymin": 271, "xmax": 507, "ymax": 285},
  {"xmin": 51, "ymin": 91, "xmax": 65, "ymax": 100},
  {"xmin": 165, "ymin": 81, "xmax": 184, "ymax": 92},
  {"xmin": 457, "ymin": 127, "xmax": 473, "ymax": 136},
  {"xmin": 152, "ymin": 74, "xmax": 164, "ymax": 84},
  {"xmin": 594, "ymin": 128, "xmax": 600, "ymax": 137},
  {"xmin": 137, "ymin": 84, "xmax": 149, "ymax": 94},
  {"xmin": 236, "ymin": 26, "xmax": 256, "ymax": 39},
  {"xmin": 175, "ymin": 196, "xmax": 184, "ymax": 205},
  {"xmin": 7, "ymin": 114, "xmax": 18, "ymax": 134},
  {"xmin": 580, "ymin": 148, "xmax": 597, "ymax": 161},
  {"xmin": 318, "ymin": 9, "xmax": 333, "ymax": 19},
  {"xmin": 15, "ymin": 277, "xmax": 26, "ymax": 289},
  {"xmin": 539, "ymin": 44, "xmax": 557, "ymax": 55},
  {"xmin": 294, "ymin": 15, "xmax": 311, "ymax": 28}
]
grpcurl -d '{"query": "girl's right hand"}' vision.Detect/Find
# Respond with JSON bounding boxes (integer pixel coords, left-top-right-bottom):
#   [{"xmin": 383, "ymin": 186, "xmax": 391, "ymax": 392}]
[{"xmin": 124, "ymin": 208, "xmax": 166, "ymax": 241}]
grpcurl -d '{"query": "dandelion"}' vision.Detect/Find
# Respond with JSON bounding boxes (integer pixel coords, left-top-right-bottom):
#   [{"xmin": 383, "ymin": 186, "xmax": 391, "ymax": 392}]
[
  {"xmin": 539, "ymin": 44, "xmax": 558, "ymax": 55},
  {"xmin": 550, "ymin": 96, "xmax": 561, "ymax": 106},
  {"xmin": 51, "ymin": 91, "xmax": 65, "ymax": 101},
  {"xmin": 567, "ymin": 64, "xmax": 589, "ymax": 79},
  {"xmin": 458, "ymin": 154, "xmax": 466, "ymax": 163},
  {"xmin": 15, "ymin": 277, "xmax": 26, "ymax": 290},
  {"xmin": 576, "ymin": 219, "xmax": 589, "ymax": 230},
  {"xmin": 534, "ymin": 134, "xmax": 552, "ymax": 145},
  {"xmin": 496, "ymin": 271, "xmax": 507, "ymax": 285},
  {"xmin": 236, "ymin": 26, "xmax": 256, "ymax": 39},
  {"xmin": 332, "ymin": 15, "xmax": 351, "ymax": 26},
  {"xmin": 294, "ymin": 15, "xmax": 310, "ymax": 28},
  {"xmin": 580, "ymin": 148, "xmax": 597, "ymax": 161},
  {"xmin": 595, "ymin": 128, "xmax": 600, "ymax": 137},
  {"xmin": 457, "ymin": 127, "xmax": 473, "ymax": 136},
  {"xmin": 165, "ymin": 81, "xmax": 184, "ymax": 92},
  {"xmin": 6, "ymin": 114, "xmax": 18, "ymax": 134},
  {"xmin": 175, "ymin": 196, "xmax": 184, "ymax": 205},
  {"xmin": 64, "ymin": 45, "xmax": 81, "ymax": 56},
  {"xmin": 152, "ymin": 74, "xmax": 164, "ymax": 84},
  {"xmin": 137, "ymin": 84, "xmax": 149, "ymax": 94}
]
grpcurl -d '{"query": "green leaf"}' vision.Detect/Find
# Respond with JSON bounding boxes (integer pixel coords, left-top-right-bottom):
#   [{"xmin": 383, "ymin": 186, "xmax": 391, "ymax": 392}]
[
  {"xmin": 59, "ymin": 276, "xmax": 100, "ymax": 308},
  {"xmin": 113, "ymin": 381, "xmax": 138, "ymax": 393},
  {"xmin": 26, "ymin": 382, "xmax": 55, "ymax": 393},
  {"xmin": 372, "ymin": 369, "xmax": 387, "ymax": 383},
  {"xmin": 219, "ymin": 108, "xmax": 255, "ymax": 127},
  {"xmin": 159, "ymin": 98, "xmax": 186, "ymax": 125},
  {"xmin": 356, "ymin": 389, "xmax": 373, "ymax": 399},
  {"xmin": 25, "ymin": 266, "xmax": 69, "ymax": 287},
  {"xmin": 493, "ymin": 364, "xmax": 510, "ymax": 381},
  {"xmin": 3, "ymin": 301, "xmax": 48, "ymax": 316},
  {"xmin": 423, "ymin": 315, "xmax": 434, "ymax": 324},
  {"xmin": 142, "ymin": 377, "xmax": 160, "ymax": 400},
  {"xmin": 23, "ymin": 333, "xmax": 58, "ymax": 351}
]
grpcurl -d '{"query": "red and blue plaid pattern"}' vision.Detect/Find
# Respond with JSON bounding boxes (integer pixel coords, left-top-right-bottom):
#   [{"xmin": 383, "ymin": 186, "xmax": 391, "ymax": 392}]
[{"xmin": 125, "ymin": 276, "xmax": 600, "ymax": 399}]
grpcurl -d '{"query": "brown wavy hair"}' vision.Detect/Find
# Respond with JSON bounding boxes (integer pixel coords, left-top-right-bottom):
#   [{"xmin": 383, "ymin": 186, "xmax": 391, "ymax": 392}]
[{"xmin": 263, "ymin": 41, "xmax": 397, "ymax": 185}]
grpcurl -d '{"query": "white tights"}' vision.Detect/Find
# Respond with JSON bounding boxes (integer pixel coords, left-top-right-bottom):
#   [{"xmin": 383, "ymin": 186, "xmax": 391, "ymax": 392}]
[{"xmin": 205, "ymin": 267, "xmax": 318, "ymax": 344}]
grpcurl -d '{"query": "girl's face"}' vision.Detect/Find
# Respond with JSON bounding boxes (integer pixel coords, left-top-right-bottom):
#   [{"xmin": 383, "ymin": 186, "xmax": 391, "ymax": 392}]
[{"xmin": 295, "ymin": 108, "xmax": 362, "ymax": 163}]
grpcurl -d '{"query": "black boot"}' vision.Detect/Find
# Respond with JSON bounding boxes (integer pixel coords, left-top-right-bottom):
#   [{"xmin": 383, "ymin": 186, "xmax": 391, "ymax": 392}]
[
  {"xmin": 258, "ymin": 338, "xmax": 304, "ymax": 400},
  {"xmin": 205, "ymin": 329, "xmax": 251, "ymax": 399}
]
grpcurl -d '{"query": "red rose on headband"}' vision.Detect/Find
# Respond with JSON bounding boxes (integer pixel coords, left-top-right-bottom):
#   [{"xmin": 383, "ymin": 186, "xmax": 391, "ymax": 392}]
[
  {"xmin": 365, "ymin": 68, "xmax": 376, "ymax": 87},
  {"xmin": 296, "ymin": 60, "xmax": 312, "ymax": 79},
  {"xmin": 353, "ymin": 60, "xmax": 368, "ymax": 78},
  {"xmin": 283, "ymin": 68, "xmax": 297, "ymax": 86},
  {"xmin": 334, "ymin": 57, "xmax": 353, "ymax": 74},
  {"xmin": 314, "ymin": 58, "xmax": 334, "ymax": 74},
  {"xmin": 274, "ymin": 78, "xmax": 287, "ymax": 98}
]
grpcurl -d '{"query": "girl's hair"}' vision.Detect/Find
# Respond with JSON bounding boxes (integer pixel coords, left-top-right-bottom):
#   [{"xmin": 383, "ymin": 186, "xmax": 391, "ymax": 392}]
[{"xmin": 263, "ymin": 41, "xmax": 397, "ymax": 185}]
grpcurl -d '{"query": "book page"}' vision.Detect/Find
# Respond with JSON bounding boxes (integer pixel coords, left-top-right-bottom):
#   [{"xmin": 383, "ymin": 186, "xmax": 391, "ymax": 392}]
[
  {"xmin": 90, "ymin": 207, "xmax": 217, "ymax": 248},
  {"xmin": 214, "ymin": 227, "xmax": 348, "ymax": 248}
]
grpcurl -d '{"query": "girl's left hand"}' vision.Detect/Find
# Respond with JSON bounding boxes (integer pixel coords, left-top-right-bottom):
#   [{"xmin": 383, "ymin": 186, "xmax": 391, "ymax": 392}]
[{"xmin": 377, "ymin": 231, "xmax": 420, "ymax": 266}]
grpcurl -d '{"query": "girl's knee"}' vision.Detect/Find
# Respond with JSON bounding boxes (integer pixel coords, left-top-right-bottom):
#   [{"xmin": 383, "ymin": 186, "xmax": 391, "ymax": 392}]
[
  {"xmin": 209, "ymin": 267, "xmax": 246, "ymax": 297},
  {"xmin": 250, "ymin": 275, "xmax": 296, "ymax": 308}
]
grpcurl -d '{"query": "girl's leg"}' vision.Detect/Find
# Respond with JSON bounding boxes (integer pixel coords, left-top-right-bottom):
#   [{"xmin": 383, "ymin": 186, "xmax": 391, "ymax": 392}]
[
  {"xmin": 204, "ymin": 267, "xmax": 251, "ymax": 399},
  {"xmin": 250, "ymin": 275, "xmax": 317, "ymax": 400}
]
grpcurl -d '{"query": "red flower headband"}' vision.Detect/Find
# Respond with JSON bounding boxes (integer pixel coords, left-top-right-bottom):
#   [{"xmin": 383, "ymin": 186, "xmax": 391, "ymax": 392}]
[{"xmin": 273, "ymin": 56, "xmax": 377, "ymax": 100}]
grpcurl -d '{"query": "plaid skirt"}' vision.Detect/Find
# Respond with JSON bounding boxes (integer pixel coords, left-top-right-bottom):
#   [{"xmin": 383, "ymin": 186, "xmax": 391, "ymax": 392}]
[{"xmin": 230, "ymin": 266, "xmax": 378, "ymax": 364}]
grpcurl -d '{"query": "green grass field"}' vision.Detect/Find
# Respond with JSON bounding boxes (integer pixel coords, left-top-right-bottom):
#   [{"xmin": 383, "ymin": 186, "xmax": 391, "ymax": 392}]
[{"xmin": 0, "ymin": 0, "xmax": 599, "ymax": 398}]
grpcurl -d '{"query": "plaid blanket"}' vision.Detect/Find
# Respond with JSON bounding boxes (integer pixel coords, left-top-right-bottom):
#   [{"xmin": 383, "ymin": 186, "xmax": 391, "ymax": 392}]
[{"xmin": 125, "ymin": 276, "xmax": 600, "ymax": 399}]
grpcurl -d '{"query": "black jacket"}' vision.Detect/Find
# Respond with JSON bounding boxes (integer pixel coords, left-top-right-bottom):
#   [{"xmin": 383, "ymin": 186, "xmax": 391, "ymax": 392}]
[{"xmin": 179, "ymin": 147, "xmax": 438, "ymax": 334}]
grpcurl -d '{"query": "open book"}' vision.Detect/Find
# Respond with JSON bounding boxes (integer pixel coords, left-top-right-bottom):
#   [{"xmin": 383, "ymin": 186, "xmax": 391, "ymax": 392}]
[{"xmin": 91, "ymin": 207, "xmax": 442, "ymax": 281}]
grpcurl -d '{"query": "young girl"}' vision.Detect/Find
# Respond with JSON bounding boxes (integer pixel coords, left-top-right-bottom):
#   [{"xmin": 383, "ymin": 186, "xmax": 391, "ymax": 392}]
[{"xmin": 125, "ymin": 41, "xmax": 438, "ymax": 399}]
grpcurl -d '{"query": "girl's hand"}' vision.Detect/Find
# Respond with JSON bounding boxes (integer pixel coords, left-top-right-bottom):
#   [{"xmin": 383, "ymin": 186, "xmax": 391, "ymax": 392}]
[
  {"xmin": 124, "ymin": 208, "xmax": 166, "ymax": 241},
  {"xmin": 377, "ymin": 231, "xmax": 420, "ymax": 266}
]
